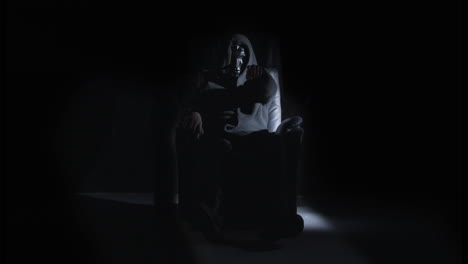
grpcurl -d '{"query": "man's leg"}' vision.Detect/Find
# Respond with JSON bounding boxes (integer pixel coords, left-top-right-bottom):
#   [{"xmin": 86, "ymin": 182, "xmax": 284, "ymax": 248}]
[
  {"xmin": 179, "ymin": 133, "xmax": 231, "ymax": 242},
  {"xmin": 175, "ymin": 129, "xmax": 197, "ymax": 219},
  {"xmin": 221, "ymin": 130, "xmax": 279, "ymax": 227},
  {"xmin": 259, "ymin": 127, "xmax": 304, "ymax": 240},
  {"xmin": 198, "ymin": 136, "xmax": 231, "ymax": 208}
]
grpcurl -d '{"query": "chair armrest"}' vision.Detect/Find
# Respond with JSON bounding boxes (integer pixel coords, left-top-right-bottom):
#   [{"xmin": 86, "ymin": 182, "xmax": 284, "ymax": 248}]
[{"xmin": 275, "ymin": 116, "xmax": 303, "ymax": 135}]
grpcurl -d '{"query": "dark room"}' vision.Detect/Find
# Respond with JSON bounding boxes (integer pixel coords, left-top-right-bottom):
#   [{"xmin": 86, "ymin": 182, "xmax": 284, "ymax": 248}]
[{"xmin": 3, "ymin": 1, "xmax": 462, "ymax": 264}]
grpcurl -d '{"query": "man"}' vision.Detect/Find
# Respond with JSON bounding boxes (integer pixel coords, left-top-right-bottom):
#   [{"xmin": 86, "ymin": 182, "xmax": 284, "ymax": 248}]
[{"xmin": 177, "ymin": 34, "xmax": 302, "ymax": 242}]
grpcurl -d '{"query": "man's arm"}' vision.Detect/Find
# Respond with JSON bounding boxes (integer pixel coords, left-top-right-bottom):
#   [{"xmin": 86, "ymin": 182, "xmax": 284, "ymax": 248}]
[
  {"xmin": 195, "ymin": 65, "xmax": 277, "ymax": 109},
  {"xmin": 234, "ymin": 65, "xmax": 278, "ymax": 105},
  {"xmin": 176, "ymin": 71, "xmax": 211, "ymax": 138}
]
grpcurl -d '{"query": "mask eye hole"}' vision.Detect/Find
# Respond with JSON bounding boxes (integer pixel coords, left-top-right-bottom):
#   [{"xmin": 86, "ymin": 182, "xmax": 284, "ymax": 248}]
[
  {"xmin": 231, "ymin": 44, "xmax": 240, "ymax": 52},
  {"xmin": 231, "ymin": 43, "xmax": 246, "ymax": 58}
]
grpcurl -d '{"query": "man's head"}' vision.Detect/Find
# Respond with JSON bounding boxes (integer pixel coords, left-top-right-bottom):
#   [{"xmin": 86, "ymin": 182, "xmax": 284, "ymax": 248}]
[
  {"xmin": 229, "ymin": 40, "xmax": 248, "ymax": 77},
  {"xmin": 221, "ymin": 34, "xmax": 257, "ymax": 86}
]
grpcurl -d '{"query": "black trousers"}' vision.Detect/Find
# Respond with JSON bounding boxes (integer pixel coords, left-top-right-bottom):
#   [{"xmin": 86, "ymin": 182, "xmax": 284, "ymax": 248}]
[{"xmin": 176, "ymin": 128, "xmax": 303, "ymax": 226}]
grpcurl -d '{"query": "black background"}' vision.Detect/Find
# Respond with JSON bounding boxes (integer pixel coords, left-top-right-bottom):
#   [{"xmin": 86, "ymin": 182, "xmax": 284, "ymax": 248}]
[{"xmin": 3, "ymin": 0, "xmax": 462, "ymax": 263}]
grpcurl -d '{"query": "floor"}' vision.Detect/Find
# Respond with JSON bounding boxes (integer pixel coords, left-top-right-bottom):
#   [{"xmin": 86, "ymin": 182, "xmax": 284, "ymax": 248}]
[{"xmin": 71, "ymin": 193, "xmax": 461, "ymax": 264}]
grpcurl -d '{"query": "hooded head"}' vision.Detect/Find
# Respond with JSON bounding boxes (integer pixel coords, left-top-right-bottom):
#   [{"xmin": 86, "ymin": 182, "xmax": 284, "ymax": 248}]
[{"xmin": 221, "ymin": 34, "xmax": 258, "ymax": 86}]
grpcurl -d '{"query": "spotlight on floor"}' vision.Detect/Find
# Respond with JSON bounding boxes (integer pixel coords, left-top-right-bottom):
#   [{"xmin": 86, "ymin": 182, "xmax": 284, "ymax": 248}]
[{"xmin": 297, "ymin": 206, "xmax": 334, "ymax": 231}]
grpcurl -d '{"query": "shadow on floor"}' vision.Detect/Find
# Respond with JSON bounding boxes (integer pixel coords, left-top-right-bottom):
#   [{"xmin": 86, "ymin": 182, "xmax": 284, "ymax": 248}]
[{"xmin": 66, "ymin": 194, "xmax": 460, "ymax": 264}]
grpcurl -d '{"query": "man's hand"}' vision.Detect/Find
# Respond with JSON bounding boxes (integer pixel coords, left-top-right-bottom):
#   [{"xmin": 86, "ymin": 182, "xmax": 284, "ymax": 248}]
[
  {"xmin": 181, "ymin": 111, "xmax": 204, "ymax": 139},
  {"xmin": 246, "ymin": 65, "xmax": 264, "ymax": 80}
]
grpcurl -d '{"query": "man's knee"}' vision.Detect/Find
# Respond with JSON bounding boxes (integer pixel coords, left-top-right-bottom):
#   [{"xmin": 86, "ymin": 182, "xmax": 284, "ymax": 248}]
[{"xmin": 200, "ymin": 136, "xmax": 232, "ymax": 154}]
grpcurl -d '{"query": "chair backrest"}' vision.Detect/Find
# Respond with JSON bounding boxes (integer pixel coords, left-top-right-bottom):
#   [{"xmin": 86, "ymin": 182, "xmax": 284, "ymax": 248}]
[{"xmin": 265, "ymin": 68, "xmax": 282, "ymax": 133}]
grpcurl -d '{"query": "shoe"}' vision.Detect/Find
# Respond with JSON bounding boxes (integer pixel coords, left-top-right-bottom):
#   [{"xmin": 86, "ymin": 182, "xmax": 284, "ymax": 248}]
[
  {"xmin": 257, "ymin": 214, "xmax": 304, "ymax": 241},
  {"xmin": 192, "ymin": 202, "xmax": 224, "ymax": 243}
]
